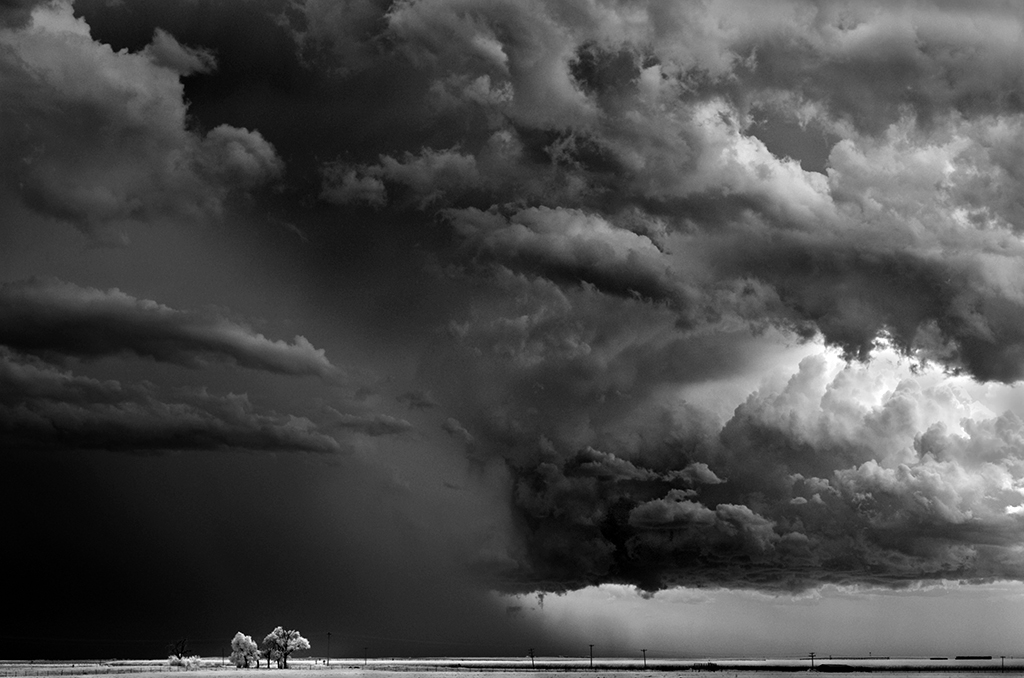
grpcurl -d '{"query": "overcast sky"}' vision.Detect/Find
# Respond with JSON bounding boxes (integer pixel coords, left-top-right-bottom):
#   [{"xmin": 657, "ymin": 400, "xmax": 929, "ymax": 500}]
[{"xmin": 5, "ymin": 0, "xmax": 1024, "ymax": 661}]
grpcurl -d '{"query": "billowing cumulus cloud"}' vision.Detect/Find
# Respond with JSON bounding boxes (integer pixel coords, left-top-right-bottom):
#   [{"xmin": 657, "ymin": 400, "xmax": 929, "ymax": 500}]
[
  {"xmin": 387, "ymin": 0, "xmax": 597, "ymax": 129},
  {"xmin": 0, "ymin": 278, "xmax": 338, "ymax": 378},
  {"xmin": 307, "ymin": 0, "xmax": 1024, "ymax": 594},
  {"xmin": 454, "ymin": 347, "xmax": 1024, "ymax": 593},
  {"xmin": 0, "ymin": 1, "xmax": 282, "ymax": 242},
  {"xmin": 294, "ymin": 0, "xmax": 1024, "ymax": 598},
  {"xmin": 308, "ymin": 0, "xmax": 1024, "ymax": 383}
]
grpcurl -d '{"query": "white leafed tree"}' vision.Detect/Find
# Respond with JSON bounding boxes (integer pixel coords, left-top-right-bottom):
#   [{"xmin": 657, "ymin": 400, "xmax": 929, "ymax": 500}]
[
  {"xmin": 262, "ymin": 626, "xmax": 310, "ymax": 669},
  {"xmin": 230, "ymin": 631, "xmax": 259, "ymax": 668}
]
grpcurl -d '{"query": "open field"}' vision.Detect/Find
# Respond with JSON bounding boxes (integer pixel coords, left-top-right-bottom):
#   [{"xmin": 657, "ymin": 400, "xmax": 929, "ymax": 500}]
[{"xmin": 2, "ymin": 658, "xmax": 1023, "ymax": 678}]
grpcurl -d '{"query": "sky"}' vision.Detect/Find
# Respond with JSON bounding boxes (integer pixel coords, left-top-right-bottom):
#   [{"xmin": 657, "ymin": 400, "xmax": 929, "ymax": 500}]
[{"xmin": 4, "ymin": 0, "xmax": 1024, "ymax": 662}]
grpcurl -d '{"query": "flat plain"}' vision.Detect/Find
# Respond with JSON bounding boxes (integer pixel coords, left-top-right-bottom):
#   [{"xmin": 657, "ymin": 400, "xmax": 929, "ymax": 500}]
[{"xmin": 2, "ymin": 657, "xmax": 1021, "ymax": 678}]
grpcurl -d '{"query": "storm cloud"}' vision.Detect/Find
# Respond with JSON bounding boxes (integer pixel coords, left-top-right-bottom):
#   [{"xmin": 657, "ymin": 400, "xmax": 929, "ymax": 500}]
[
  {"xmin": 305, "ymin": 0, "xmax": 1024, "ymax": 382},
  {"xmin": 6, "ymin": 0, "xmax": 1024, "ymax": 659},
  {"xmin": 0, "ymin": 279, "xmax": 399, "ymax": 455},
  {"xmin": 0, "ymin": 1, "xmax": 282, "ymax": 243},
  {"xmin": 456, "ymin": 350, "xmax": 1024, "ymax": 593},
  {"xmin": 0, "ymin": 278, "xmax": 338, "ymax": 377},
  {"xmin": 300, "ymin": 0, "xmax": 1024, "ymax": 595},
  {"xmin": 0, "ymin": 346, "xmax": 344, "ymax": 453}
]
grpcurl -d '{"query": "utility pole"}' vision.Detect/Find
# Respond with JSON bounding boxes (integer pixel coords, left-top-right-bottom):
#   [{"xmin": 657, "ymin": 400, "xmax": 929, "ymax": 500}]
[
  {"xmin": 364, "ymin": 646, "xmax": 368, "ymax": 666},
  {"xmin": 809, "ymin": 652, "xmax": 816, "ymax": 669},
  {"xmin": 327, "ymin": 632, "xmax": 331, "ymax": 666},
  {"xmin": 589, "ymin": 644, "xmax": 594, "ymax": 669},
  {"xmin": 642, "ymin": 649, "xmax": 647, "ymax": 670},
  {"xmin": 529, "ymin": 648, "xmax": 535, "ymax": 669}
]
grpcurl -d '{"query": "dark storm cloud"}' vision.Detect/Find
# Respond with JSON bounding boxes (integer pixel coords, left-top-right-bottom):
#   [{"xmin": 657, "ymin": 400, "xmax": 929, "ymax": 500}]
[
  {"xmin": 698, "ymin": 111, "xmax": 1024, "ymax": 380},
  {"xmin": 722, "ymin": 1, "xmax": 1024, "ymax": 132},
  {"xmin": 0, "ymin": 278, "xmax": 339, "ymax": 378},
  {"xmin": 461, "ymin": 352, "xmax": 1024, "ymax": 594},
  {"xmin": 0, "ymin": 278, "xmax": 399, "ymax": 455},
  {"xmin": 446, "ymin": 206, "xmax": 690, "ymax": 307},
  {"xmin": 0, "ymin": 2, "xmax": 282, "ymax": 242},
  {"xmin": 322, "ymin": 148, "xmax": 481, "ymax": 208},
  {"xmin": 438, "ymin": 269, "xmax": 777, "ymax": 424},
  {"xmin": 0, "ymin": 347, "xmax": 343, "ymax": 453},
  {"xmin": 287, "ymin": 0, "xmax": 1024, "ymax": 598},
  {"xmin": 9, "ymin": 0, "xmax": 1024, "ymax": 630},
  {"xmin": 305, "ymin": 0, "xmax": 1024, "ymax": 385}
]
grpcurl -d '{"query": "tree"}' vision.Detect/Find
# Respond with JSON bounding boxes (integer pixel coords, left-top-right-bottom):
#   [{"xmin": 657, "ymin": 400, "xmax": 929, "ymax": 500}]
[
  {"xmin": 230, "ymin": 632, "xmax": 260, "ymax": 669},
  {"xmin": 169, "ymin": 638, "xmax": 189, "ymax": 660},
  {"xmin": 262, "ymin": 627, "xmax": 310, "ymax": 669},
  {"xmin": 167, "ymin": 639, "xmax": 201, "ymax": 670}
]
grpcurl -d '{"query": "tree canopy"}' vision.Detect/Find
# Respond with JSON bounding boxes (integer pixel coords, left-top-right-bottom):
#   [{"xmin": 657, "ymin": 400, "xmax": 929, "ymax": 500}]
[
  {"xmin": 230, "ymin": 632, "xmax": 259, "ymax": 669},
  {"xmin": 262, "ymin": 627, "xmax": 310, "ymax": 669}
]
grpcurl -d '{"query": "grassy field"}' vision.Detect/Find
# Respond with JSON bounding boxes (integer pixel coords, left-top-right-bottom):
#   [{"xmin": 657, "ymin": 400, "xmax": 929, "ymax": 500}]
[{"xmin": 2, "ymin": 657, "xmax": 1020, "ymax": 678}]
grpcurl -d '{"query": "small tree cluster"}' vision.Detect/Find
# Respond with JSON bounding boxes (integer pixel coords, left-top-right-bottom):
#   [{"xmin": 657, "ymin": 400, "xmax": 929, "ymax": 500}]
[
  {"xmin": 230, "ymin": 632, "xmax": 260, "ymax": 668},
  {"xmin": 229, "ymin": 627, "xmax": 309, "ymax": 669},
  {"xmin": 262, "ymin": 627, "xmax": 310, "ymax": 669}
]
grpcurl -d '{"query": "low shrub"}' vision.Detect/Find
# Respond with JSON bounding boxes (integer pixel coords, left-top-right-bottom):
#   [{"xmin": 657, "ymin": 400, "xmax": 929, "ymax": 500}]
[{"xmin": 168, "ymin": 655, "xmax": 204, "ymax": 670}]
